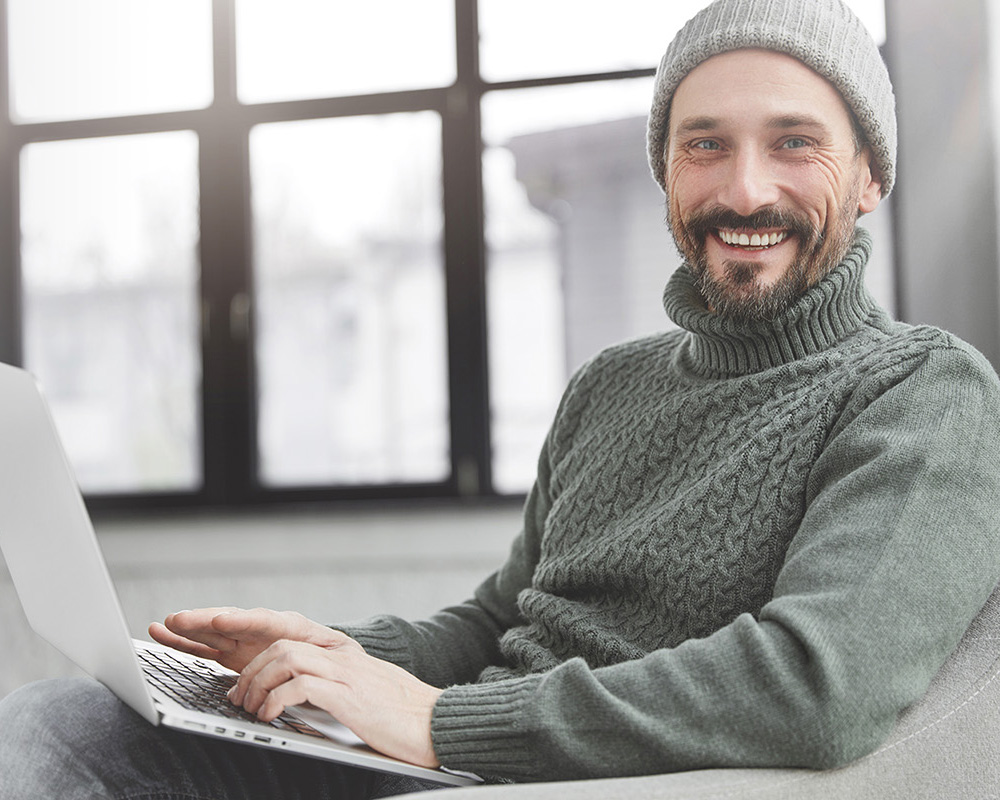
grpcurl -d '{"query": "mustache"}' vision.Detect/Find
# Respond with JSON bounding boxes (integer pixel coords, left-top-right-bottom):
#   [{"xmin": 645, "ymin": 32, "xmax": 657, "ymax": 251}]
[{"xmin": 682, "ymin": 206, "xmax": 819, "ymax": 245}]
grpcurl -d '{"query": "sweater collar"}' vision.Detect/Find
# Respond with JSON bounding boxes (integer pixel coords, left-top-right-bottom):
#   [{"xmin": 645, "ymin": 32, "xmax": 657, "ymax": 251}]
[{"xmin": 662, "ymin": 228, "xmax": 879, "ymax": 376}]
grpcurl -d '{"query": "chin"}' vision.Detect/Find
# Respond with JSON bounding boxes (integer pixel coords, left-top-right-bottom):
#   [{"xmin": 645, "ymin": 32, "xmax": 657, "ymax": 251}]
[
  {"xmin": 697, "ymin": 257, "xmax": 811, "ymax": 322},
  {"xmin": 712, "ymin": 258, "xmax": 789, "ymax": 291}
]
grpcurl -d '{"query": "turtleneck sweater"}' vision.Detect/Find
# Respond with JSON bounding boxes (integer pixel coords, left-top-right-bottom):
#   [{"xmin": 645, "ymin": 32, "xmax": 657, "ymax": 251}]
[{"xmin": 336, "ymin": 229, "xmax": 1000, "ymax": 782}]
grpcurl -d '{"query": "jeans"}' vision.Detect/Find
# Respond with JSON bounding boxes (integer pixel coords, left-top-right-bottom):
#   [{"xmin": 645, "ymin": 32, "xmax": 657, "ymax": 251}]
[{"xmin": 0, "ymin": 678, "xmax": 444, "ymax": 800}]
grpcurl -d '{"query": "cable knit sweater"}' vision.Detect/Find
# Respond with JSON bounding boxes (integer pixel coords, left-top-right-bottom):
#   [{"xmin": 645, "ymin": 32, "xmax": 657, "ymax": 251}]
[{"xmin": 336, "ymin": 229, "xmax": 1000, "ymax": 782}]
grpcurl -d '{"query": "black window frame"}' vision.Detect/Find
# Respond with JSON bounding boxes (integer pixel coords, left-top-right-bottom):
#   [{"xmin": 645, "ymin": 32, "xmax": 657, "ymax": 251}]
[
  {"xmin": 4, "ymin": 1, "xmax": 953, "ymax": 515},
  {"xmin": 0, "ymin": 0, "xmax": 657, "ymax": 512}
]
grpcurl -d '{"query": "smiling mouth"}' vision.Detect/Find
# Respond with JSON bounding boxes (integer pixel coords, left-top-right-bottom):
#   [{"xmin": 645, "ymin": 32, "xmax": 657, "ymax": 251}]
[{"xmin": 717, "ymin": 229, "xmax": 790, "ymax": 251}]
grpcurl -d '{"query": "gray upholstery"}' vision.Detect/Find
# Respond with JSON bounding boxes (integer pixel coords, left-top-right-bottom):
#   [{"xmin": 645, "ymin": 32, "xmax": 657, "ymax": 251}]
[{"xmin": 409, "ymin": 582, "xmax": 1000, "ymax": 799}]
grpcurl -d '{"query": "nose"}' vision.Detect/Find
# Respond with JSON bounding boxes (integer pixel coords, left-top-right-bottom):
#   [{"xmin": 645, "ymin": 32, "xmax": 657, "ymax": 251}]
[{"xmin": 717, "ymin": 149, "xmax": 781, "ymax": 216}]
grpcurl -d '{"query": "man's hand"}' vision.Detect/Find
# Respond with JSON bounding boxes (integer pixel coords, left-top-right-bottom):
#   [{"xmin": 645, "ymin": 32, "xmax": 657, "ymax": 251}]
[
  {"xmin": 149, "ymin": 607, "xmax": 442, "ymax": 768},
  {"xmin": 148, "ymin": 607, "xmax": 346, "ymax": 673},
  {"xmin": 229, "ymin": 639, "xmax": 442, "ymax": 768}
]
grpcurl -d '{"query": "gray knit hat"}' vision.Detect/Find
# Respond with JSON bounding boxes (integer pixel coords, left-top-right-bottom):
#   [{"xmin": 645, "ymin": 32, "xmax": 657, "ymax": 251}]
[{"xmin": 647, "ymin": 0, "xmax": 896, "ymax": 197}]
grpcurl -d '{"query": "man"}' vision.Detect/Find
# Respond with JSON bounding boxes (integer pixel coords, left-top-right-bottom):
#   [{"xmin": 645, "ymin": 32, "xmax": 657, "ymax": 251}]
[{"xmin": 2, "ymin": 0, "xmax": 998, "ymax": 796}]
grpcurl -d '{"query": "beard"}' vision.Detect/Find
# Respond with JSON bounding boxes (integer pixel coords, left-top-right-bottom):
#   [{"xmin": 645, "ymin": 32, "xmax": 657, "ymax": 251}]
[{"xmin": 668, "ymin": 188, "xmax": 861, "ymax": 323}]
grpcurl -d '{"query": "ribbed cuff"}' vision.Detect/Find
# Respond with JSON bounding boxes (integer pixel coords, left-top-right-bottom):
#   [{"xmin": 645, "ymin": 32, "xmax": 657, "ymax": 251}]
[
  {"xmin": 431, "ymin": 674, "xmax": 545, "ymax": 782},
  {"xmin": 328, "ymin": 616, "xmax": 415, "ymax": 673}
]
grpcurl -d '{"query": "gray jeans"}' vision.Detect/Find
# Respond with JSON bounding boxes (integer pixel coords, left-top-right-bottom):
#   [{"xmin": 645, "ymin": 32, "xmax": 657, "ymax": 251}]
[{"xmin": 0, "ymin": 678, "xmax": 444, "ymax": 800}]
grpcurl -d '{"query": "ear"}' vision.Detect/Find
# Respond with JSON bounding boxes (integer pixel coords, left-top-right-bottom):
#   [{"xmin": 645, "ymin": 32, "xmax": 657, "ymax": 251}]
[{"xmin": 857, "ymin": 146, "xmax": 883, "ymax": 214}]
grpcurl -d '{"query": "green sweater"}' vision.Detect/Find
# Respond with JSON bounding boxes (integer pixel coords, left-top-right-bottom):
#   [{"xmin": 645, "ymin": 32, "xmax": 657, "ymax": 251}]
[{"xmin": 337, "ymin": 229, "xmax": 1000, "ymax": 782}]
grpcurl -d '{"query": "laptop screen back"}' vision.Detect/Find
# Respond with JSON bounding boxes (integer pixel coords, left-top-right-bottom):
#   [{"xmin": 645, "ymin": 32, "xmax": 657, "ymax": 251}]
[{"xmin": 0, "ymin": 362, "xmax": 158, "ymax": 723}]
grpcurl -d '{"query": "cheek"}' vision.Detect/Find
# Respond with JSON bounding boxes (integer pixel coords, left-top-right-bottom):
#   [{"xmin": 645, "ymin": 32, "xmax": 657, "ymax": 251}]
[
  {"xmin": 665, "ymin": 160, "xmax": 707, "ymax": 219},
  {"xmin": 788, "ymin": 155, "xmax": 856, "ymax": 225}
]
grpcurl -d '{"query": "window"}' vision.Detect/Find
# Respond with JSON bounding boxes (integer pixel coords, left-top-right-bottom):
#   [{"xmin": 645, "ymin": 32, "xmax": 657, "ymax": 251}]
[
  {"xmin": 20, "ymin": 133, "xmax": 201, "ymax": 493},
  {"xmin": 7, "ymin": 0, "xmax": 212, "ymax": 122},
  {"xmin": 250, "ymin": 113, "xmax": 449, "ymax": 487},
  {"xmin": 0, "ymin": 0, "xmax": 891, "ymax": 509},
  {"xmin": 483, "ymin": 79, "xmax": 665, "ymax": 491},
  {"xmin": 235, "ymin": 0, "xmax": 455, "ymax": 103}
]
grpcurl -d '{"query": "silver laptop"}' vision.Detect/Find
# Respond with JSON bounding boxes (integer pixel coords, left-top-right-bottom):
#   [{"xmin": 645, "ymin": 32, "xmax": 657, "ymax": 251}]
[{"xmin": 0, "ymin": 361, "xmax": 478, "ymax": 787}]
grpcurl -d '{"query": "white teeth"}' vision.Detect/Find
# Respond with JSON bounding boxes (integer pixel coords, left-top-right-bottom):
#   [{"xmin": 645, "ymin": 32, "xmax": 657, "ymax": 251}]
[{"xmin": 719, "ymin": 229, "xmax": 788, "ymax": 249}]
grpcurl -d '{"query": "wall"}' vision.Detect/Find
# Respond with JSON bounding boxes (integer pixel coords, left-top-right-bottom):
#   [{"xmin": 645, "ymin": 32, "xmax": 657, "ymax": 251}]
[{"xmin": 888, "ymin": 0, "xmax": 1000, "ymax": 367}]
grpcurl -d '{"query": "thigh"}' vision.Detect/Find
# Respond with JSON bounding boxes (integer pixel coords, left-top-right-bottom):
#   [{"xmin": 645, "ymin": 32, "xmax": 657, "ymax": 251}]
[{"xmin": 0, "ymin": 677, "xmax": 439, "ymax": 800}]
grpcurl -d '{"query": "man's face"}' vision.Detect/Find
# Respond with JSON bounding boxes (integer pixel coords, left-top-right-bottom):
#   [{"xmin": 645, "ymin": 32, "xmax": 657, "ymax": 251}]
[{"xmin": 665, "ymin": 49, "xmax": 883, "ymax": 321}]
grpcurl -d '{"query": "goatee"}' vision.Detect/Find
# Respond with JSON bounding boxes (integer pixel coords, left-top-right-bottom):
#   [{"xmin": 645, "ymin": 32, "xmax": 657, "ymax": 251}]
[{"xmin": 668, "ymin": 199, "xmax": 859, "ymax": 323}]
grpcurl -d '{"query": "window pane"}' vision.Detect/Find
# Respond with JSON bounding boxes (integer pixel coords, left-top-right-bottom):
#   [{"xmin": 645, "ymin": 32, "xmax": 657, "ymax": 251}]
[
  {"xmin": 483, "ymin": 79, "xmax": 674, "ymax": 493},
  {"xmin": 20, "ymin": 133, "xmax": 202, "ymax": 494},
  {"xmin": 236, "ymin": 0, "xmax": 455, "ymax": 104},
  {"xmin": 479, "ymin": 0, "xmax": 885, "ymax": 83},
  {"xmin": 251, "ymin": 113, "xmax": 449, "ymax": 486},
  {"xmin": 479, "ymin": 0, "xmax": 711, "ymax": 82},
  {"xmin": 7, "ymin": 0, "xmax": 212, "ymax": 122}
]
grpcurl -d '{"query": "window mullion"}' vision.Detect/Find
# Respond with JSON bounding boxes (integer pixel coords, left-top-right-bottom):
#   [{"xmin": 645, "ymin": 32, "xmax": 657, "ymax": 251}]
[
  {"xmin": 199, "ymin": 0, "xmax": 256, "ymax": 505},
  {"xmin": 0, "ymin": 0, "xmax": 21, "ymax": 367},
  {"xmin": 441, "ymin": 0, "xmax": 492, "ymax": 497}
]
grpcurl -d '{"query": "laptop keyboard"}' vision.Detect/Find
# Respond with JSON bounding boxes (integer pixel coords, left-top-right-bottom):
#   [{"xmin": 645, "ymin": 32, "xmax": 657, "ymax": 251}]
[{"xmin": 136, "ymin": 646, "xmax": 325, "ymax": 739}]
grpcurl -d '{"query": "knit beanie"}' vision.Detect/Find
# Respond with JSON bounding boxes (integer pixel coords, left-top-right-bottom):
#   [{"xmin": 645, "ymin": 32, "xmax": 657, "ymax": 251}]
[{"xmin": 647, "ymin": 0, "xmax": 896, "ymax": 197}]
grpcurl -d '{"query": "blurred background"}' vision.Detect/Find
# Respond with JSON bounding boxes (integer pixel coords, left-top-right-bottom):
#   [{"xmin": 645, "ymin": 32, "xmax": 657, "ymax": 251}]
[{"xmin": 1, "ymin": 0, "xmax": 998, "ymax": 696}]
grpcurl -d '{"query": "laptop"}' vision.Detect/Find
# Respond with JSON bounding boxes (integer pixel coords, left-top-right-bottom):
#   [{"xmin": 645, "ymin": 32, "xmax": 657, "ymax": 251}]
[{"xmin": 0, "ymin": 361, "xmax": 479, "ymax": 787}]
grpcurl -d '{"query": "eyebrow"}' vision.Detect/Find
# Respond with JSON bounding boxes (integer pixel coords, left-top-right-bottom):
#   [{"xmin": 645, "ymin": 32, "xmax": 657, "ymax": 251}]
[
  {"xmin": 767, "ymin": 114, "xmax": 831, "ymax": 133},
  {"xmin": 674, "ymin": 116, "xmax": 721, "ymax": 136},
  {"xmin": 673, "ymin": 113, "xmax": 834, "ymax": 137}
]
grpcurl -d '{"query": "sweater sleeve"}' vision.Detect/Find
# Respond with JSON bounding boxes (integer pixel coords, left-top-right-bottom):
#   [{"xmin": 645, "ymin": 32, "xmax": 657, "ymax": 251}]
[{"xmin": 430, "ymin": 343, "xmax": 1000, "ymax": 781}]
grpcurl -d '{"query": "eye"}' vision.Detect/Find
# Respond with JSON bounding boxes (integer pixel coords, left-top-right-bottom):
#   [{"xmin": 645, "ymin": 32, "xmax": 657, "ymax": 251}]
[
  {"xmin": 692, "ymin": 139, "xmax": 722, "ymax": 152},
  {"xmin": 780, "ymin": 137, "xmax": 811, "ymax": 150}
]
